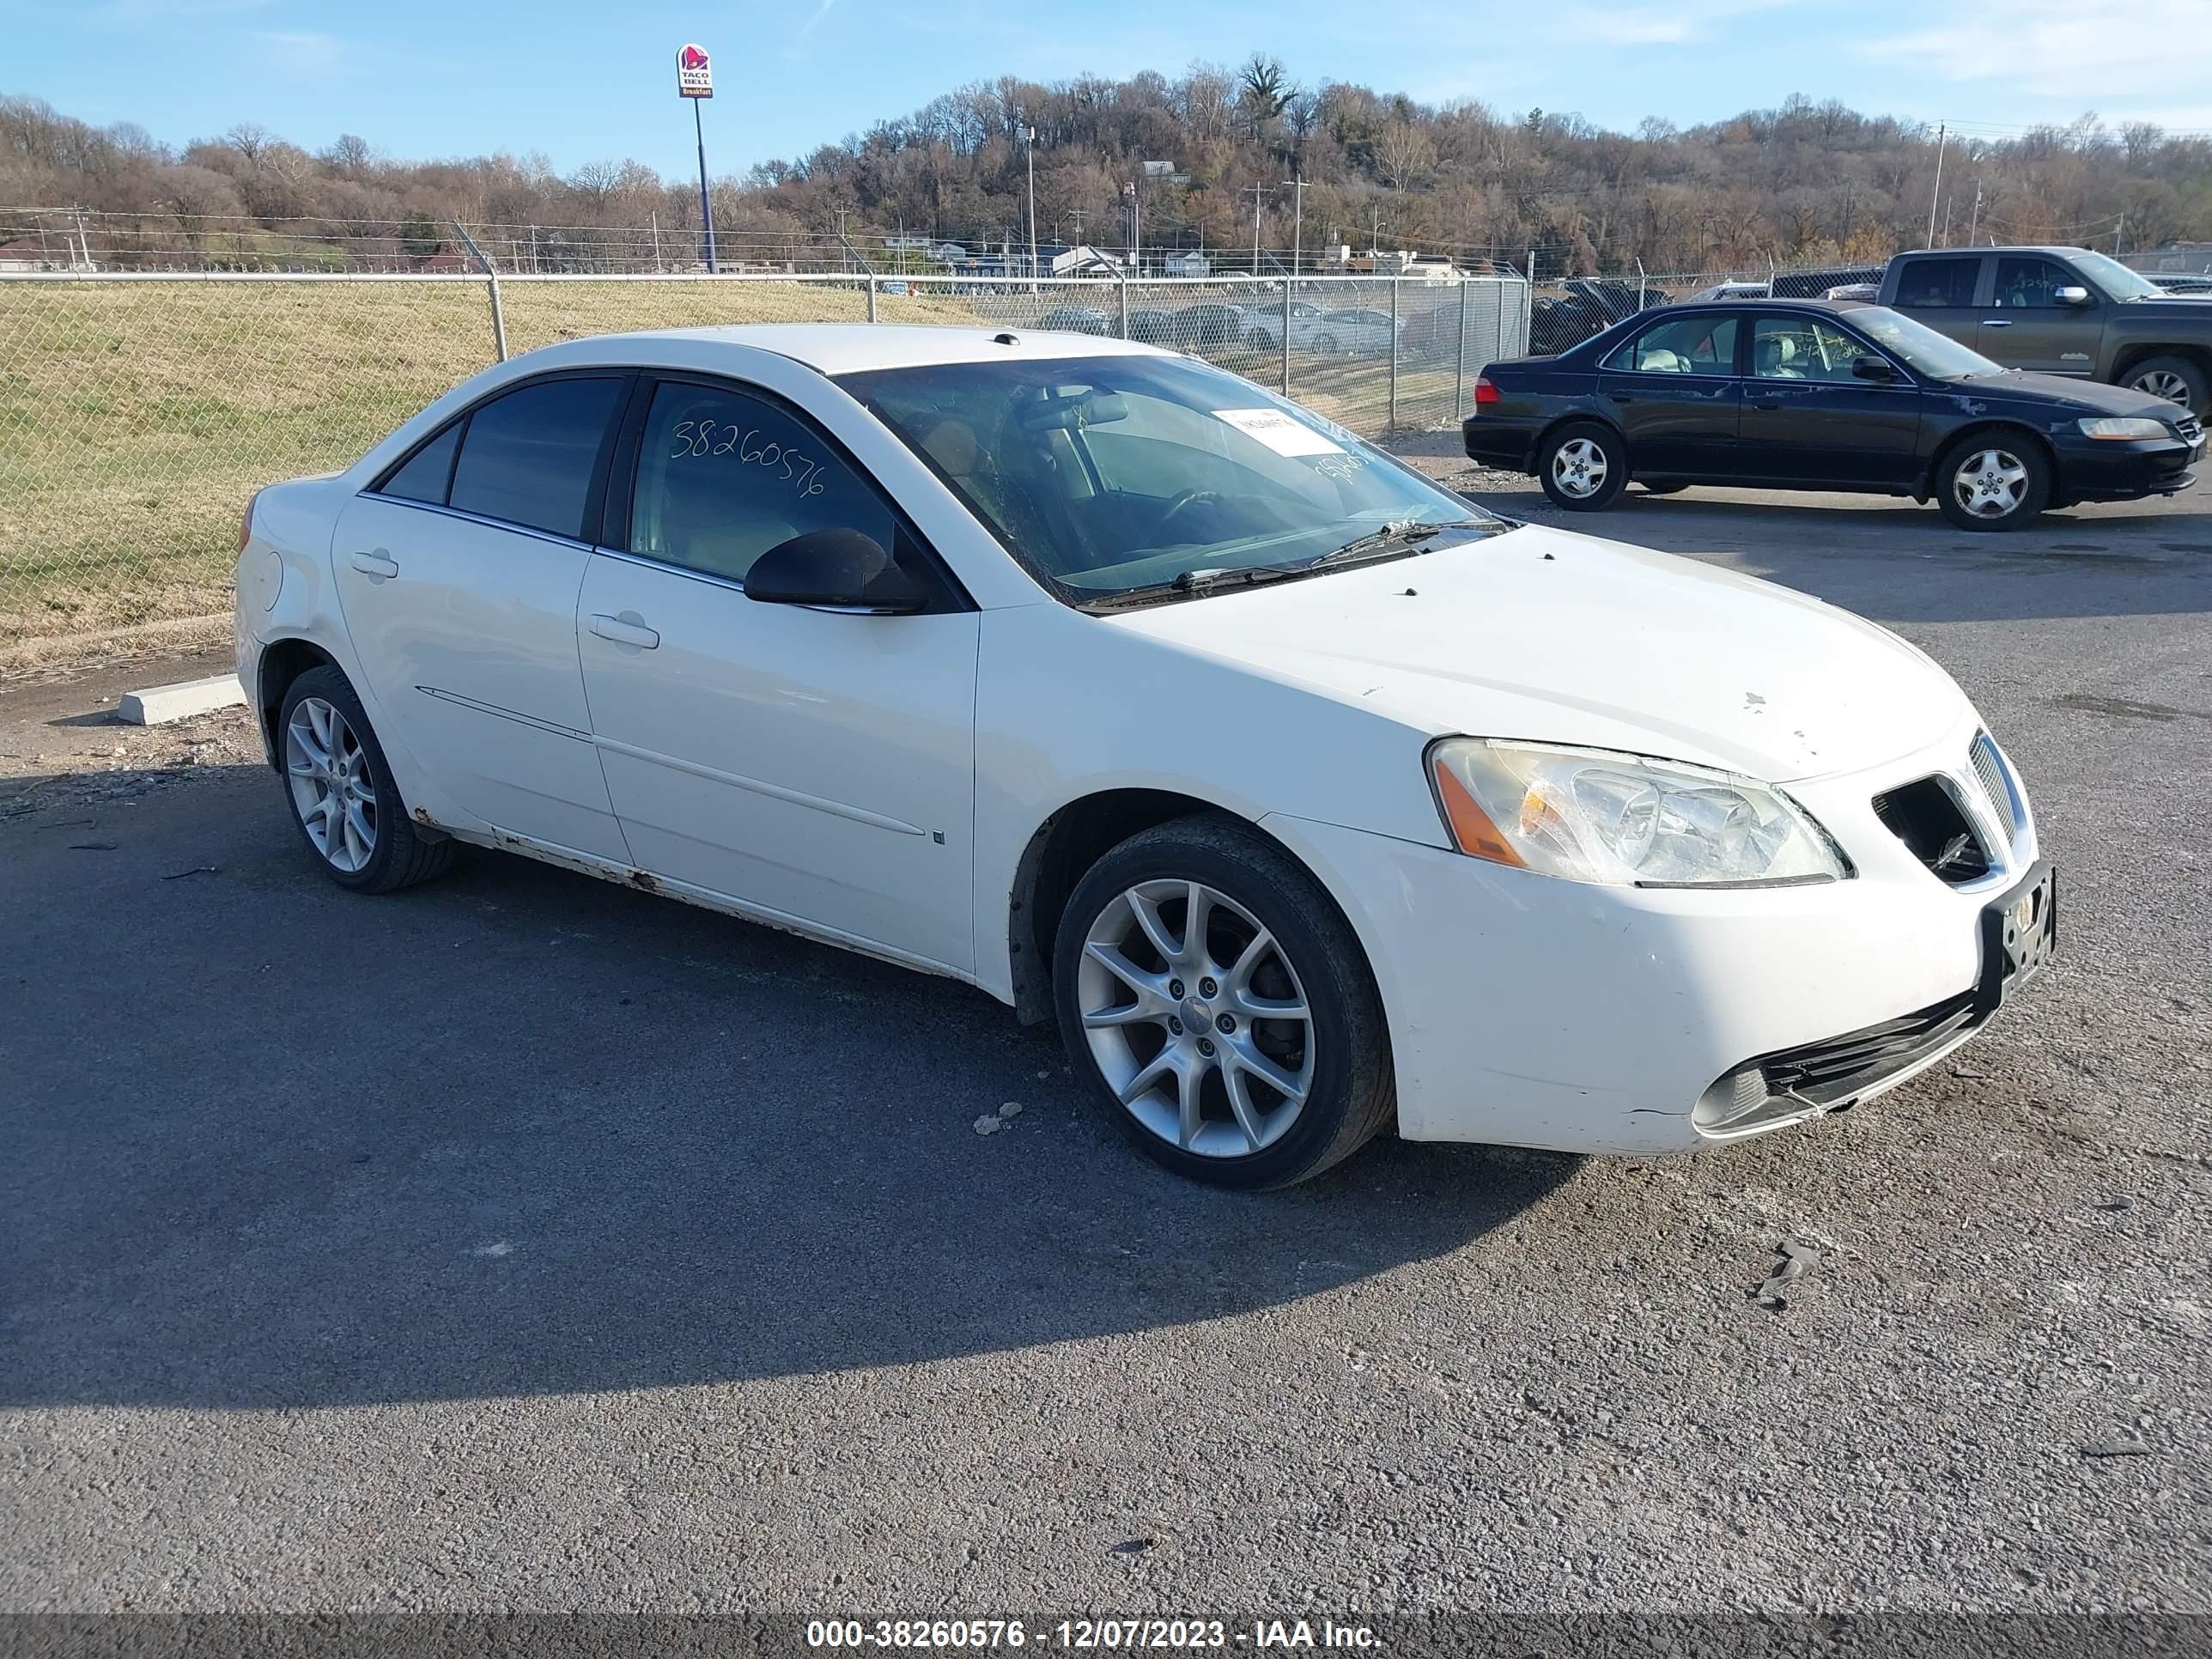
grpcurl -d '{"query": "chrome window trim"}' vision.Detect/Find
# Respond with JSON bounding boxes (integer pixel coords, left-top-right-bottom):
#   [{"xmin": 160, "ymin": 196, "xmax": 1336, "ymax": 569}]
[{"xmin": 349, "ymin": 493, "xmax": 594, "ymax": 552}]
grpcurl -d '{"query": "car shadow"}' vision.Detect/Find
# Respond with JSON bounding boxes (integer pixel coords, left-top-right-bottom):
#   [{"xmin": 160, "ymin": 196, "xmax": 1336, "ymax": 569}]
[
  {"xmin": 1454, "ymin": 482, "xmax": 2212, "ymax": 624},
  {"xmin": 0, "ymin": 765, "xmax": 1581, "ymax": 1411}
]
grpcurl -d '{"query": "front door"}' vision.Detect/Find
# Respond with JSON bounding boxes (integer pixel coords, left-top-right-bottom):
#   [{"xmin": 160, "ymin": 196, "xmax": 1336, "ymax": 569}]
[
  {"xmin": 1736, "ymin": 314, "xmax": 1923, "ymax": 485},
  {"xmin": 1978, "ymin": 253, "xmax": 2101, "ymax": 376},
  {"xmin": 331, "ymin": 372, "xmax": 634, "ymax": 861},
  {"xmin": 1595, "ymin": 311, "xmax": 1743, "ymax": 475},
  {"xmin": 1887, "ymin": 253, "xmax": 1988, "ymax": 356},
  {"xmin": 575, "ymin": 375, "xmax": 980, "ymax": 974}
]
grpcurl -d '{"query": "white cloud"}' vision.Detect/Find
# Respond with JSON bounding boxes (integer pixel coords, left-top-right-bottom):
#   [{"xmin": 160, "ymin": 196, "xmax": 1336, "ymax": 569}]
[
  {"xmin": 249, "ymin": 29, "xmax": 344, "ymax": 76},
  {"xmin": 796, "ymin": 0, "xmax": 838, "ymax": 42},
  {"xmin": 1857, "ymin": 0, "xmax": 2212, "ymax": 100}
]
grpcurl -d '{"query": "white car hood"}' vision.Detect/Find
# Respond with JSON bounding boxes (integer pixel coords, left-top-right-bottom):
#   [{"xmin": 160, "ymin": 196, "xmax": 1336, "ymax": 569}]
[{"xmin": 1107, "ymin": 522, "xmax": 1965, "ymax": 781}]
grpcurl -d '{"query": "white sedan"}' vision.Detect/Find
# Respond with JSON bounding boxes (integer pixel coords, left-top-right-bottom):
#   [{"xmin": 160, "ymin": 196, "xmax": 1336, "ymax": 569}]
[{"xmin": 235, "ymin": 325, "xmax": 2057, "ymax": 1188}]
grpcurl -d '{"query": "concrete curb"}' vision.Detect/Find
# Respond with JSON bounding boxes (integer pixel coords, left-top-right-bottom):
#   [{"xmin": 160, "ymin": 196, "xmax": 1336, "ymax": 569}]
[{"xmin": 118, "ymin": 672, "xmax": 247, "ymax": 726}]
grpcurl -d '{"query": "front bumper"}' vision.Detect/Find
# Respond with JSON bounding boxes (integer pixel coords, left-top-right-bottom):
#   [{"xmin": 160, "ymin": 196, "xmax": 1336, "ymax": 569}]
[
  {"xmin": 2054, "ymin": 433, "xmax": 2201, "ymax": 501},
  {"xmin": 1261, "ymin": 714, "xmax": 2051, "ymax": 1155}
]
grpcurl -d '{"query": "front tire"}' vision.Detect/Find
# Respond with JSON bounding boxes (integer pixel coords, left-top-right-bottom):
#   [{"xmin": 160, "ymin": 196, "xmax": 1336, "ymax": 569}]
[
  {"xmin": 278, "ymin": 665, "xmax": 456, "ymax": 893},
  {"xmin": 1934, "ymin": 436, "xmax": 2050, "ymax": 531},
  {"xmin": 1053, "ymin": 815, "xmax": 1395, "ymax": 1190},
  {"xmin": 2120, "ymin": 355, "xmax": 2207, "ymax": 415},
  {"xmin": 1538, "ymin": 422, "xmax": 1629, "ymax": 511}
]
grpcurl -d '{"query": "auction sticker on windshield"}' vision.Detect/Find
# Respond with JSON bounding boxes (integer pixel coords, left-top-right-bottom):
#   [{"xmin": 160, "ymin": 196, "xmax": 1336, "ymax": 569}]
[{"xmin": 1214, "ymin": 407, "xmax": 1343, "ymax": 457}]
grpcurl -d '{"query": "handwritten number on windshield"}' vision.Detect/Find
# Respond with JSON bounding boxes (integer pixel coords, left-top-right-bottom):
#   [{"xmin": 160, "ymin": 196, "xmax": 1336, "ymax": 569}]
[{"xmin": 669, "ymin": 420, "xmax": 827, "ymax": 498}]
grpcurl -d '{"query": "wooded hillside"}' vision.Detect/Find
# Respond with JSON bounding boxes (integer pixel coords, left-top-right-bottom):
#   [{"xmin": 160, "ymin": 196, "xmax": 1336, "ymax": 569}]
[{"xmin": 6, "ymin": 64, "xmax": 2209, "ymax": 273}]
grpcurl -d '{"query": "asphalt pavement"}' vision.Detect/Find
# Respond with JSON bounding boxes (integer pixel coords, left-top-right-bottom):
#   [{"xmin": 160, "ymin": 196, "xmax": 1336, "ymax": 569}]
[{"xmin": 3, "ymin": 462, "xmax": 2207, "ymax": 1619}]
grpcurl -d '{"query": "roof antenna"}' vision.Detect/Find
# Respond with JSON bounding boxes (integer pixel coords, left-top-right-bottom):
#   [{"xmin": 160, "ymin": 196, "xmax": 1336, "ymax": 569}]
[{"xmin": 993, "ymin": 331, "xmax": 1019, "ymax": 345}]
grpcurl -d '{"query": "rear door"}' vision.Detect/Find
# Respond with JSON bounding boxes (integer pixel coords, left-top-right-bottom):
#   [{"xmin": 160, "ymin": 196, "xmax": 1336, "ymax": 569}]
[
  {"xmin": 1737, "ymin": 313, "xmax": 1923, "ymax": 484},
  {"xmin": 574, "ymin": 374, "xmax": 981, "ymax": 973},
  {"xmin": 331, "ymin": 371, "xmax": 634, "ymax": 860},
  {"xmin": 1887, "ymin": 254, "xmax": 1988, "ymax": 354},
  {"xmin": 1979, "ymin": 254, "xmax": 2101, "ymax": 376},
  {"xmin": 1595, "ymin": 311, "xmax": 1743, "ymax": 475}
]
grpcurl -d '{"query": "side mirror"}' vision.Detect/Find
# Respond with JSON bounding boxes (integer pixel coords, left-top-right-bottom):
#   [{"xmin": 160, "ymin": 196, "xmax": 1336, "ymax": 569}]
[
  {"xmin": 1851, "ymin": 356, "xmax": 1899, "ymax": 384},
  {"xmin": 744, "ymin": 528, "xmax": 927, "ymax": 614},
  {"xmin": 2054, "ymin": 285, "xmax": 2093, "ymax": 306}
]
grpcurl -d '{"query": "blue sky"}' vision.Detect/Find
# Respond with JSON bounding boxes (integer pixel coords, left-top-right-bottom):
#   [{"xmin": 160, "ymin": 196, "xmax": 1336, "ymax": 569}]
[{"xmin": 7, "ymin": 0, "xmax": 2209, "ymax": 180}]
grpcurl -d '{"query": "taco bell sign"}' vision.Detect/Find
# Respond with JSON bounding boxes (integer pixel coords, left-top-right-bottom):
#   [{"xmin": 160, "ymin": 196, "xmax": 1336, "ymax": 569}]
[{"xmin": 677, "ymin": 43, "xmax": 713, "ymax": 99}]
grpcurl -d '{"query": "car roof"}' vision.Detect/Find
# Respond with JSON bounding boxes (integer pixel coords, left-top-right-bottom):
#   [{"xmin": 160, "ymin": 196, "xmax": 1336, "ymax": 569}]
[
  {"xmin": 533, "ymin": 323, "xmax": 1170, "ymax": 376},
  {"xmin": 1899, "ymin": 245, "xmax": 2091, "ymax": 258}
]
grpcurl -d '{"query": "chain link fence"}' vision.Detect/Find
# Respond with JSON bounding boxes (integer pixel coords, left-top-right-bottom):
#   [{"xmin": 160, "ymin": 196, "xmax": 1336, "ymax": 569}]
[
  {"xmin": 1525, "ymin": 263, "xmax": 1889, "ymax": 356},
  {"xmin": 0, "ymin": 270, "xmax": 1527, "ymax": 642}
]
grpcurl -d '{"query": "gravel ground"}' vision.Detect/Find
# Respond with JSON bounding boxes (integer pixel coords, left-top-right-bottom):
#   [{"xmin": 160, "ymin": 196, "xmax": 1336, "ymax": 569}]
[{"xmin": 2, "ymin": 459, "xmax": 2208, "ymax": 1622}]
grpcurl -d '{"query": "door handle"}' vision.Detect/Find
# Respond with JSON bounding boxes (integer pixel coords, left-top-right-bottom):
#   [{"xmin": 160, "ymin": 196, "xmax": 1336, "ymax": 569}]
[
  {"xmin": 1612, "ymin": 392, "xmax": 1637, "ymax": 404},
  {"xmin": 588, "ymin": 613, "xmax": 660, "ymax": 650},
  {"xmin": 349, "ymin": 550, "xmax": 399, "ymax": 580},
  {"xmin": 1981, "ymin": 319, "xmax": 2013, "ymax": 327},
  {"xmin": 1751, "ymin": 400, "xmax": 1782, "ymax": 410}
]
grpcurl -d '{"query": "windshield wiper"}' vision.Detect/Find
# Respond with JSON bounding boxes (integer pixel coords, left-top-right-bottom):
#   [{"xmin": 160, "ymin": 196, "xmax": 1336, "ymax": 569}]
[
  {"xmin": 1309, "ymin": 518, "xmax": 1493, "ymax": 569},
  {"xmin": 1079, "ymin": 520, "xmax": 1498, "ymax": 611}
]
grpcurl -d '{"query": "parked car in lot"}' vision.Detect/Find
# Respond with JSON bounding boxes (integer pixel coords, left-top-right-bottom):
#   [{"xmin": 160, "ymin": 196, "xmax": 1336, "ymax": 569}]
[
  {"xmin": 1529, "ymin": 278, "xmax": 1659, "ymax": 352},
  {"xmin": 1174, "ymin": 302, "xmax": 1260, "ymax": 353},
  {"xmin": 1877, "ymin": 245, "xmax": 2212, "ymax": 413},
  {"xmin": 1126, "ymin": 307, "xmax": 1180, "ymax": 346},
  {"xmin": 1468, "ymin": 300, "xmax": 2203, "ymax": 529},
  {"xmin": 1036, "ymin": 305, "xmax": 1111, "ymax": 336},
  {"xmin": 238, "ymin": 324, "xmax": 2057, "ymax": 1188},
  {"xmin": 1309, "ymin": 307, "xmax": 1401, "ymax": 356}
]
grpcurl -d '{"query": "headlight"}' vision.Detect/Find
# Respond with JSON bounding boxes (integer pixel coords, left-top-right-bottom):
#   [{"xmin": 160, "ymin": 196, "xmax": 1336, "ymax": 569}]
[
  {"xmin": 2076, "ymin": 416, "xmax": 2172, "ymax": 441},
  {"xmin": 1428, "ymin": 738, "xmax": 1849, "ymax": 887}
]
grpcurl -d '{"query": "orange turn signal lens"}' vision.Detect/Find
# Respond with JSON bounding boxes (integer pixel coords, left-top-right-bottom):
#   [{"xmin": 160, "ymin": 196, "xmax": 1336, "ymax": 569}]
[{"xmin": 1433, "ymin": 758, "xmax": 1525, "ymax": 867}]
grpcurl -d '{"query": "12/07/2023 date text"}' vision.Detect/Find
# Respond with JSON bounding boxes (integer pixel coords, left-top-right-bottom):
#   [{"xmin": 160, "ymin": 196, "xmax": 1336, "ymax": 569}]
[{"xmin": 805, "ymin": 1619, "xmax": 1381, "ymax": 1650}]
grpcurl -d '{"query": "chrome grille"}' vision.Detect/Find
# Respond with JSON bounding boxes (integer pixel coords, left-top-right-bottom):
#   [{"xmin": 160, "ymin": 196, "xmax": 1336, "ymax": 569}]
[
  {"xmin": 2177, "ymin": 416, "xmax": 2203, "ymax": 446},
  {"xmin": 1968, "ymin": 732, "xmax": 2026, "ymax": 857}
]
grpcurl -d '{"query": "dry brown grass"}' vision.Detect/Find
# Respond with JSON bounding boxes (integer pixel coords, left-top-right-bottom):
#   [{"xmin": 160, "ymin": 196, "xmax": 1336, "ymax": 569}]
[{"xmin": 1, "ymin": 277, "xmax": 1468, "ymax": 642}]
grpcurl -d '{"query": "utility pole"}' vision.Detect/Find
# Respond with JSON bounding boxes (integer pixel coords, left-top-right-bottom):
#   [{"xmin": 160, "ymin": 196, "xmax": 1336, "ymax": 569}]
[
  {"xmin": 1022, "ymin": 125, "xmax": 1038, "ymax": 287},
  {"xmin": 2115, "ymin": 213, "xmax": 2127, "ymax": 257},
  {"xmin": 1925, "ymin": 123, "xmax": 1947, "ymax": 248},
  {"xmin": 1248, "ymin": 182, "xmax": 1268, "ymax": 273},
  {"xmin": 1124, "ymin": 180, "xmax": 1139, "ymax": 273},
  {"xmin": 1967, "ymin": 180, "xmax": 1982, "ymax": 246},
  {"xmin": 650, "ymin": 211, "xmax": 662, "ymax": 273},
  {"xmin": 1281, "ymin": 177, "xmax": 1310, "ymax": 276}
]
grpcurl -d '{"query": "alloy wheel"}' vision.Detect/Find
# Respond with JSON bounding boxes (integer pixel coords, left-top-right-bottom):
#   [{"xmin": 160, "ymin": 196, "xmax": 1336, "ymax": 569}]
[
  {"xmin": 2129, "ymin": 368, "xmax": 2195, "ymax": 410},
  {"xmin": 1551, "ymin": 436, "xmax": 1608, "ymax": 499},
  {"xmin": 1952, "ymin": 448, "xmax": 2029, "ymax": 520},
  {"xmin": 285, "ymin": 696, "xmax": 378, "ymax": 873},
  {"xmin": 1077, "ymin": 878, "xmax": 1315, "ymax": 1158}
]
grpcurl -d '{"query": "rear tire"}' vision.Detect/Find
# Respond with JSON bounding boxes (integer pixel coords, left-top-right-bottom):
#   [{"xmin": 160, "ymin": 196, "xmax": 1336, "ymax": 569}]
[
  {"xmin": 2119, "ymin": 355, "xmax": 2206, "ymax": 415},
  {"xmin": 1933, "ymin": 435, "xmax": 2051, "ymax": 532},
  {"xmin": 1053, "ymin": 814, "xmax": 1395, "ymax": 1190},
  {"xmin": 1538, "ymin": 422, "xmax": 1630, "ymax": 511},
  {"xmin": 277, "ymin": 665, "xmax": 456, "ymax": 893}
]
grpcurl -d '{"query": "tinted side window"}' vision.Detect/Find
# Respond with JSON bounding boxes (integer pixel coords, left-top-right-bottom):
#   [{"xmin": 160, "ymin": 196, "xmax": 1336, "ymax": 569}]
[
  {"xmin": 376, "ymin": 422, "xmax": 460, "ymax": 505},
  {"xmin": 1893, "ymin": 258, "xmax": 1980, "ymax": 308},
  {"xmin": 448, "ymin": 376, "xmax": 624, "ymax": 539},
  {"xmin": 628, "ymin": 381, "xmax": 897, "ymax": 586},
  {"xmin": 1604, "ymin": 314, "xmax": 1738, "ymax": 374},
  {"xmin": 1991, "ymin": 257, "xmax": 2075, "ymax": 307}
]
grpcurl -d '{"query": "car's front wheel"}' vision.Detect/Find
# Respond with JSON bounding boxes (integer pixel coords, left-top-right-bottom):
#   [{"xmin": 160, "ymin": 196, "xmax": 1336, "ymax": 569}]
[
  {"xmin": 1934, "ymin": 436, "xmax": 2051, "ymax": 531},
  {"xmin": 1053, "ymin": 815, "xmax": 1395, "ymax": 1189},
  {"xmin": 2120, "ymin": 355, "xmax": 2206, "ymax": 415},
  {"xmin": 1538, "ymin": 422, "xmax": 1629, "ymax": 511},
  {"xmin": 278, "ymin": 665, "xmax": 456, "ymax": 893}
]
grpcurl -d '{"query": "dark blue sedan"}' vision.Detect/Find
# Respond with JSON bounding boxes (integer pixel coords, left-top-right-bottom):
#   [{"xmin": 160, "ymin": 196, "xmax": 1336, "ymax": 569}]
[{"xmin": 1466, "ymin": 300, "xmax": 2203, "ymax": 530}]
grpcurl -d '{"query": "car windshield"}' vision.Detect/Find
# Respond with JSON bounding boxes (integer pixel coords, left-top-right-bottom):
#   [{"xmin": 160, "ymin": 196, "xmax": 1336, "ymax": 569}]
[
  {"xmin": 2069, "ymin": 250, "xmax": 2165, "ymax": 301},
  {"xmin": 841, "ymin": 354, "xmax": 1502, "ymax": 605},
  {"xmin": 1846, "ymin": 306, "xmax": 2002, "ymax": 380}
]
